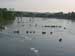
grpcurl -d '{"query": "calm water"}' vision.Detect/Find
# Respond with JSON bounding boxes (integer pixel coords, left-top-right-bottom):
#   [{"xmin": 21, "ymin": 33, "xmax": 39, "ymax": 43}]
[{"xmin": 0, "ymin": 17, "xmax": 75, "ymax": 56}]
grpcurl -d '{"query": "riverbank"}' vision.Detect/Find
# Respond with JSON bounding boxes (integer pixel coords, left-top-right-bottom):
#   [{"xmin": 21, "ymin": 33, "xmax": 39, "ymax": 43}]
[
  {"xmin": 15, "ymin": 11, "xmax": 75, "ymax": 20},
  {"xmin": 0, "ymin": 8, "xmax": 15, "ymax": 25},
  {"xmin": 0, "ymin": 8, "xmax": 15, "ymax": 30}
]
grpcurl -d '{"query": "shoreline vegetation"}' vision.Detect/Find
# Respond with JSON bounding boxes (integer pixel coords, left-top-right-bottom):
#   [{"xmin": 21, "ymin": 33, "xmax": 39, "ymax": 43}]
[
  {"xmin": 16, "ymin": 11, "xmax": 75, "ymax": 20},
  {"xmin": 0, "ymin": 8, "xmax": 15, "ymax": 25},
  {"xmin": 0, "ymin": 8, "xmax": 75, "ymax": 25},
  {"xmin": 0, "ymin": 8, "xmax": 75, "ymax": 21},
  {"xmin": 0, "ymin": 8, "xmax": 15, "ymax": 30}
]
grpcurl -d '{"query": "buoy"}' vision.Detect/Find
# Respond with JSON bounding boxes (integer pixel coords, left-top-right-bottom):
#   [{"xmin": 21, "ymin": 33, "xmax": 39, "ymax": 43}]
[
  {"xmin": 50, "ymin": 32, "xmax": 53, "ymax": 34},
  {"xmin": 42, "ymin": 32, "xmax": 46, "ymax": 34},
  {"xmin": 59, "ymin": 38, "xmax": 62, "ymax": 42}
]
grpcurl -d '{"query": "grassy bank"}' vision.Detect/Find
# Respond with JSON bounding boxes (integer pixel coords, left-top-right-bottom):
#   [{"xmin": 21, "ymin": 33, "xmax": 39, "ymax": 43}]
[{"xmin": 0, "ymin": 8, "xmax": 15, "ymax": 25}]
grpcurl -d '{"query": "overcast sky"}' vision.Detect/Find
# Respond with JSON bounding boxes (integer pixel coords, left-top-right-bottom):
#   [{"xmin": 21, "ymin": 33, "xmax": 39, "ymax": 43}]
[{"xmin": 0, "ymin": 0, "xmax": 75, "ymax": 12}]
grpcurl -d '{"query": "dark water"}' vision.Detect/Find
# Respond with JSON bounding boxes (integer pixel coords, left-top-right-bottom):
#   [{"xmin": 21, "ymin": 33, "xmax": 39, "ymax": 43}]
[{"xmin": 0, "ymin": 17, "xmax": 75, "ymax": 56}]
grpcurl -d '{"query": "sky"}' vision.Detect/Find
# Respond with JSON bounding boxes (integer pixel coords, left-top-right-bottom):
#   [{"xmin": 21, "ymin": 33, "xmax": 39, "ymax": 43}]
[{"xmin": 0, "ymin": 0, "xmax": 75, "ymax": 13}]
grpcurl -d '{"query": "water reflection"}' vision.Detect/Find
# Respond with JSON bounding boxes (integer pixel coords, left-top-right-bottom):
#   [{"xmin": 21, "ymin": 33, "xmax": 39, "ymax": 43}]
[{"xmin": 0, "ymin": 18, "xmax": 15, "ymax": 31}]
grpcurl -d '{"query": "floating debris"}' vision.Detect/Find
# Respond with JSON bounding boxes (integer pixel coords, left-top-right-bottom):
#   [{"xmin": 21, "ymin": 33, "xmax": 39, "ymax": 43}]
[
  {"xmin": 26, "ymin": 31, "xmax": 29, "ymax": 34},
  {"xmin": 33, "ymin": 31, "xmax": 35, "ymax": 33},
  {"xmin": 30, "ymin": 31, "xmax": 32, "ymax": 33},
  {"xmin": 26, "ymin": 31, "xmax": 35, "ymax": 34},
  {"xmin": 42, "ymin": 32, "xmax": 46, "ymax": 34},
  {"xmin": 59, "ymin": 38, "xmax": 62, "ymax": 42},
  {"xmin": 64, "ymin": 27, "xmax": 66, "ymax": 29},
  {"xmin": 13, "ymin": 30, "xmax": 20, "ymax": 34},
  {"xmin": 50, "ymin": 32, "xmax": 53, "ymax": 34},
  {"xmin": 43, "ymin": 25, "xmax": 62, "ymax": 28}
]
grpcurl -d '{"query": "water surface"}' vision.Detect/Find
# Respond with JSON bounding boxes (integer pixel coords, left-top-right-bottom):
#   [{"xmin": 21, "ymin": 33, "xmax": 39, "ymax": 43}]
[{"xmin": 0, "ymin": 17, "xmax": 75, "ymax": 56}]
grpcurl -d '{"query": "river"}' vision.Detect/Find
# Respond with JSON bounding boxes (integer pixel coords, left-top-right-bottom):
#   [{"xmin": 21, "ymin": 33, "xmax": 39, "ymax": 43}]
[{"xmin": 0, "ymin": 17, "xmax": 75, "ymax": 56}]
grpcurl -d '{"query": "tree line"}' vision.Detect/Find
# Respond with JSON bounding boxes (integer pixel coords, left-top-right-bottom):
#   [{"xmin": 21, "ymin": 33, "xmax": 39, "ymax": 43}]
[
  {"xmin": 0, "ymin": 8, "xmax": 75, "ymax": 22},
  {"xmin": 15, "ymin": 11, "xmax": 75, "ymax": 20},
  {"xmin": 0, "ymin": 8, "xmax": 15, "ymax": 25}
]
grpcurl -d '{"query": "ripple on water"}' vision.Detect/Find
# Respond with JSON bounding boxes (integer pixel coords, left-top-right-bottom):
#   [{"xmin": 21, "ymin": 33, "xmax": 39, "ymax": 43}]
[
  {"xmin": 30, "ymin": 48, "xmax": 39, "ymax": 53},
  {"xmin": 30, "ymin": 48, "xmax": 35, "ymax": 51}
]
